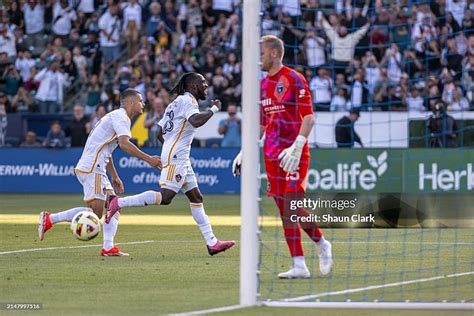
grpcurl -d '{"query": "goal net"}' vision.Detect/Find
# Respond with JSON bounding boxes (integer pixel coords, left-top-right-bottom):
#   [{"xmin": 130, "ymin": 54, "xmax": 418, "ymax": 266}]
[{"xmin": 241, "ymin": 0, "xmax": 474, "ymax": 310}]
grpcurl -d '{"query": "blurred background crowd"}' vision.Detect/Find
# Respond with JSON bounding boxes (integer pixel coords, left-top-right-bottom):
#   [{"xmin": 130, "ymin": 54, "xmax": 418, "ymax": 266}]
[{"xmin": 0, "ymin": 0, "xmax": 473, "ymax": 148}]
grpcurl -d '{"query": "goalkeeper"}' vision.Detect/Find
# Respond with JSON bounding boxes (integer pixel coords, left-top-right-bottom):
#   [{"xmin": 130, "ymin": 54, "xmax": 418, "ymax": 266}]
[{"xmin": 233, "ymin": 35, "xmax": 333, "ymax": 278}]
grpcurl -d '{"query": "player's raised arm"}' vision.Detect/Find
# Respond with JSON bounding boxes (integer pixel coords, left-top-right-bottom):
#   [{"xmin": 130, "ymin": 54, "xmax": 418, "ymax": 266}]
[{"xmin": 188, "ymin": 99, "xmax": 221, "ymax": 128}]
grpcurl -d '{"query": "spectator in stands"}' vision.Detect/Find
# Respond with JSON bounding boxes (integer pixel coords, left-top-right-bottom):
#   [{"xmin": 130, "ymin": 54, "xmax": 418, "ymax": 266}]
[
  {"xmin": 144, "ymin": 96, "xmax": 165, "ymax": 147},
  {"xmin": 52, "ymin": 0, "xmax": 77, "ymax": 41},
  {"xmin": 146, "ymin": 2, "xmax": 162, "ymax": 38},
  {"xmin": 12, "ymin": 86, "xmax": 33, "ymax": 112},
  {"xmin": 65, "ymin": 104, "xmax": 88, "ymax": 147},
  {"xmin": 99, "ymin": 3, "xmax": 121, "ymax": 64},
  {"xmin": 0, "ymin": 103, "xmax": 6, "ymax": 146},
  {"xmin": 43, "ymin": 120, "xmax": 66, "ymax": 148},
  {"xmin": 319, "ymin": 13, "xmax": 370, "ymax": 74},
  {"xmin": 331, "ymin": 87, "xmax": 348, "ymax": 112},
  {"xmin": 122, "ymin": 0, "xmax": 142, "ymax": 56},
  {"xmin": 90, "ymin": 104, "xmax": 107, "ymax": 128},
  {"xmin": 450, "ymin": 89, "xmax": 470, "ymax": 111},
  {"xmin": 405, "ymin": 87, "xmax": 425, "ymax": 112},
  {"xmin": 0, "ymin": 92, "xmax": 13, "ymax": 113},
  {"xmin": 61, "ymin": 50, "xmax": 78, "ymax": 83},
  {"xmin": 310, "ymin": 67, "xmax": 333, "ymax": 111},
  {"xmin": 218, "ymin": 103, "xmax": 241, "ymax": 147},
  {"xmin": 0, "ymin": 23, "xmax": 16, "ymax": 60},
  {"xmin": 348, "ymin": 69, "xmax": 368, "ymax": 110},
  {"xmin": 303, "ymin": 29, "xmax": 326, "ymax": 68},
  {"xmin": 335, "ymin": 109, "xmax": 363, "ymax": 148},
  {"xmin": 15, "ymin": 50, "xmax": 35, "ymax": 82},
  {"xmin": 22, "ymin": 0, "xmax": 45, "ymax": 50},
  {"xmin": 35, "ymin": 60, "xmax": 65, "ymax": 113},
  {"xmin": 3, "ymin": 64, "xmax": 20, "ymax": 97},
  {"xmin": 20, "ymin": 130, "xmax": 41, "ymax": 147}
]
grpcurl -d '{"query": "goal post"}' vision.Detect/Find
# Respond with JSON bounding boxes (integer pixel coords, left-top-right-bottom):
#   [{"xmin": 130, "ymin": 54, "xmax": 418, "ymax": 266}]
[{"xmin": 240, "ymin": 0, "xmax": 261, "ymax": 307}]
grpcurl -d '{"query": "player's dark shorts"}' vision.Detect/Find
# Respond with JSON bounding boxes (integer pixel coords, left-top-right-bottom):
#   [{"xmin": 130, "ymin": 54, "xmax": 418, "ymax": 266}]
[{"xmin": 264, "ymin": 152, "xmax": 310, "ymax": 197}]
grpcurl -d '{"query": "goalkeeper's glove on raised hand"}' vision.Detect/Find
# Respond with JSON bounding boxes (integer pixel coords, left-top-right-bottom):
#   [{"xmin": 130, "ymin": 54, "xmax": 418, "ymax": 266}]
[
  {"xmin": 278, "ymin": 135, "xmax": 306, "ymax": 173},
  {"xmin": 232, "ymin": 151, "xmax": 242, "ymax": 176}
]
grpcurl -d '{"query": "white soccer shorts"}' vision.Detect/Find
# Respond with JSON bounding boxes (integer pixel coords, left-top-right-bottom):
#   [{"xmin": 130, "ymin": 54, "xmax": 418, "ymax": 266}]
[
  {"xmin": 159, "ymin": 163, "xmax": 198, "ymax": 193},
  {"xmin": 76, "ymin": 172, "xmax": 114, "ymax": 202}
]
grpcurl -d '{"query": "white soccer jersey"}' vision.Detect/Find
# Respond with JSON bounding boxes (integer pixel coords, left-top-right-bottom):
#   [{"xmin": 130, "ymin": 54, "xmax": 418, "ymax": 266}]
[
  {"xmin": 76, "ymin": 108, "xmax": 131, "ymax": 175},
  {"xmin": 158, "ymin": 92, "xmax": 200, "ymax": 167}
]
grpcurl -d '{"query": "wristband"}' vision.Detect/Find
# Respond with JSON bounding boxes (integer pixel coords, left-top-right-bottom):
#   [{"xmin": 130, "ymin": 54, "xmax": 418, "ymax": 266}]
[{"xmin": 210, "ymin": 105, "xmax": 219, "ymax": 114}]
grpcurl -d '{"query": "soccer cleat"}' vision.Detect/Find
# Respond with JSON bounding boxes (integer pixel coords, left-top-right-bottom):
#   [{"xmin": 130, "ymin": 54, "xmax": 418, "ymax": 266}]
[
  {"xmin": 105, "ymin": 195, "xmax": 121, "ymax": 224},
  {"xmin": 317, "ymin": 239, "xmax": 333, "ymax": 276},
  {"xmin": 207, "ymin": 239, "xmax": 236, "ymax": 256},
  {"xmin": 278, "ymin": 267, "xmax": 311, "ymax": 279},
  {"xmin": 101, "ymin": 246, "xmax": 129, "ymax": 257},
  {"xmin": 38, "ymin": 211, "xmax": 53, "ymax": 241}
]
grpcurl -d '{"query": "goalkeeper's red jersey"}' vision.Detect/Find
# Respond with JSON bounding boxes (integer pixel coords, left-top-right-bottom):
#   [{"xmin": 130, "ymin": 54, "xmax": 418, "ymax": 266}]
[{"xmin": 261, "ymin": 66, "xmax": 313, "ymax": 160}]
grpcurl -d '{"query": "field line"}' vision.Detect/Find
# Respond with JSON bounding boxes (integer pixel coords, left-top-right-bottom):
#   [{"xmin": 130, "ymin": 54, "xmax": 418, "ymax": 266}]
[
  {"xmin": 168, "ymin": 304, "xmax": 245, "ymax": 316},
  {"xmin": 0, "ymin": 240, "xmax": 155, "ymax": 255},
  {"xmin": 282, "ymin": 271, "xmax": 474, "ymax": 302}
]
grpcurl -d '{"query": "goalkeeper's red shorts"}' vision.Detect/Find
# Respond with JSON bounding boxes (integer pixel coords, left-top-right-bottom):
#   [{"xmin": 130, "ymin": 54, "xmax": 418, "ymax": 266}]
[{"xmin": 264, "ymin": 152, "xmax": 310, "ymax": 197}]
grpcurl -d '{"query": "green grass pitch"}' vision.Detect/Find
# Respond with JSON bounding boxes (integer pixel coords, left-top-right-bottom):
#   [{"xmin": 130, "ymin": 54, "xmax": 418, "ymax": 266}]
[{"xmin": 0, "ymin": 194, "xmax": 472, "ymax": 315}]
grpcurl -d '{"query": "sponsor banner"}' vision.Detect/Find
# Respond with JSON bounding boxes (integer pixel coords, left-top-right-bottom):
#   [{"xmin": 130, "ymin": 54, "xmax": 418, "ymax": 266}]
[
  {"xmin": 302, "ymin": 149, "xmax": 473, "ymax": 193},
  {"xmin": 0, "ymin": 148, "xmax": 472, "ymax": 194},
  {"xmin": 0, "ymin": 148, "xmax": 240, "ymax": 194}
]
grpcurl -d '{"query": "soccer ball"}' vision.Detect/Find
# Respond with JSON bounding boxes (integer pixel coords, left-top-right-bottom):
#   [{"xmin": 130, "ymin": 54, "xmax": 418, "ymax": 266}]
[{"xmin": 70, "ymin": 211, "xmax": 101, "ymax": 241}]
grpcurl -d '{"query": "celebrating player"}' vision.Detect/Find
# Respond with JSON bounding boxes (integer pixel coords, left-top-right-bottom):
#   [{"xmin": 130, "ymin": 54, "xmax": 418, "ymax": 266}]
[
  {"xmin": 233, "ymin": 35, "xmax": 333, "ymax": 278},
  {"xmin": 106, "ymin": 72, "xmax": 235, "ymax": 256},
  {"xmin": 38, "ymin": 89, "xmax": 162, "ymax": 256}
]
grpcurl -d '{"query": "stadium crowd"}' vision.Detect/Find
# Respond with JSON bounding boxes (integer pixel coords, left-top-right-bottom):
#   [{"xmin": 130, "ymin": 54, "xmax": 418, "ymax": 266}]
[{"xmin": 0, "ymin": 0, "xmax": 473, "ymax": 147}]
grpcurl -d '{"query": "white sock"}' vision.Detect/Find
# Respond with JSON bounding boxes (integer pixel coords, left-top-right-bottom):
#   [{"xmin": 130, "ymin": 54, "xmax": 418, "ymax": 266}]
[
  {"xmin": 103, "ymin": 213, "xmax": 119, "ymax": 250},
  {"xmin": 118, "ymin": 191, "xmax": 161, "ymax": 208},
  {"xmin": 190, "ymin": 203, "xmax": 217, "ymax": 246},
  {"xmin": 293, "ymin": 256, "xmax": 308, "ymax": 270},
  {"xmin": 50, "ymin": 207, "xmax": 91, "ymax": 224}
]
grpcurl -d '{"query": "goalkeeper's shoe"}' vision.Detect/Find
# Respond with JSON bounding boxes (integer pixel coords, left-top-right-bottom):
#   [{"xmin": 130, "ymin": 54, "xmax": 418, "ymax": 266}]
[
  {"xmin": 105, "ymin": 195, "xmax": 121, "ymax": 224},
  {"xmin": 101, "ymin": 246, "xmax": 129, "ymax": 257},
  {"xmin": 38, "ymin": 211, "xmax": 53, "ymax": 241},
  {"xmin": 317, "ymin": 239, "xmax": 333, "ymax": 276},
  {"xmin": 207, "ymin": 239, "xmax": 236, "ymax": 256},
  {"xmin": 278, "ymin": 267, "xmax": 311, "ymax": 279}
]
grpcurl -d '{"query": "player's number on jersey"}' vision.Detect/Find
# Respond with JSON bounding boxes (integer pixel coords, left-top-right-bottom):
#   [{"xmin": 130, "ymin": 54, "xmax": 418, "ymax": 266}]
[{"xmin": 163, "ymin": 110, "xmax": 174, "ymax": 135}]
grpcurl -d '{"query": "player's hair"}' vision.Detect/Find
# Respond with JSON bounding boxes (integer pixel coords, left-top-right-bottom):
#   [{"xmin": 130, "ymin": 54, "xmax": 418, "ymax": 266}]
[
  {"xmin": 120, "ymin": 89, "xmax": 140, "ymax": 107},
  {"xmin": 261, "ymin": 35, "xmax": 284, "ymax": 59},
  {"xmin": 170, "ymin": 72, "xmax": 201, "ymax": 96}
]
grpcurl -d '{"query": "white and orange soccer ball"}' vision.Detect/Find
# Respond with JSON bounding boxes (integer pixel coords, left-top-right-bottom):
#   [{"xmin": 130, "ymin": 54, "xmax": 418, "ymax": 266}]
[{"xmin": 70, "ymin": 211, "xmax": 101, "ymax": 241}]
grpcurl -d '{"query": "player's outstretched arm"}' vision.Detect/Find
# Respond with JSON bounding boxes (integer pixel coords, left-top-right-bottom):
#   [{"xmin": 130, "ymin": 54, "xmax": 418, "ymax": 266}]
[
  {"xmin": 188, "ymin": 99, "xmax": 221, "ymax": 128},
  {"xmin": 118, "ymin": 135, "xmax": 162, "ymax": 168}
]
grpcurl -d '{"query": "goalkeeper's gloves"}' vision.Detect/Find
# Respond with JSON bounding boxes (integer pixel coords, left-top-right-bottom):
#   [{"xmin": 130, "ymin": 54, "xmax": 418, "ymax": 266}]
[
  {"xmin": 232, "ymin": 151, "xmax": 242, "ymax": 176},
  {"xmin": 278, "ymin": 135, "xmax": 307, "ymax": 173}
]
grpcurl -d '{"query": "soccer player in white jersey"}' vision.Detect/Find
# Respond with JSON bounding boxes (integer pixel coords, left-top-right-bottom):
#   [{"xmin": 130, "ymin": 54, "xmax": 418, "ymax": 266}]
[
  {"xmin": 38, "ymin": 89, "xmax": 162, "ymax": 256},
  {"xmin": 106, "ymin": 73, "xmax": 235, "ymax": 256}
]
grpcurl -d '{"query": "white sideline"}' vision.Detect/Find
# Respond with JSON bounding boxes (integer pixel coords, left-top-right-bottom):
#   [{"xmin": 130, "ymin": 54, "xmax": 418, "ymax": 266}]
[
  {"xmin": 0, "ymin": 240, "xmax": 156, "ymax": 255},
  {"xmin": 282, "ymin": 271, "xmax": 474, "ymax": 302}
]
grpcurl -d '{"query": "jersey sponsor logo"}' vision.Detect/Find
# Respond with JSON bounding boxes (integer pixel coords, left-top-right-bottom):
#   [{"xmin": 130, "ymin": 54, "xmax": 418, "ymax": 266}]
[{"xmin": 299, "ymin": 89, "xmax": 306, "ymax": 98}]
